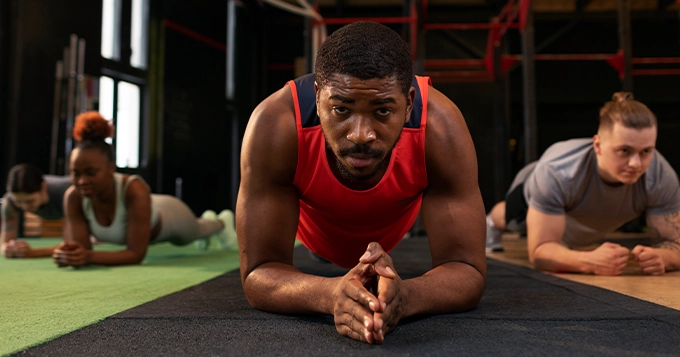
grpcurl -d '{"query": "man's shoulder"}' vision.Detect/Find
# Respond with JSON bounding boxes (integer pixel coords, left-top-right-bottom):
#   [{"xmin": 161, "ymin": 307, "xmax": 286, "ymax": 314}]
[
  {"xmin": 536, "ymin": 139, "xmax": 593, "ymax": 173},
  {"xmin": 644, "ymin": 150, "xmax": 680, "ymax": 189},
  {"xmin": 44, "ymin": 175, "xmax": 73, "ymax": 187},
  {"xmin": 527, "ymin": 139, "xmax": 595, "ymax": 202},
  {"xmin": 242, "ymin": 80, "xmax": 299, "ymax": 184},
  {"xmin": 541, "ymin": 138, "xmax": 592, "ymax": 159}
]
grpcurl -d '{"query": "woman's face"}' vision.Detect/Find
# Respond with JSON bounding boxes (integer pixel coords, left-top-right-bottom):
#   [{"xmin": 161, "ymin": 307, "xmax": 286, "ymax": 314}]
[{"xmin": 69, "ymin": 147, "xmax": 115, "ymax": 197}]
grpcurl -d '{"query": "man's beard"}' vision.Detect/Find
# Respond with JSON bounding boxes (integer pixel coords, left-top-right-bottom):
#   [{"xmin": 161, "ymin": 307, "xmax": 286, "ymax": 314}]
[{"xmin": 325, "ymin": 135, "xmax": 401, "ymax": 183}]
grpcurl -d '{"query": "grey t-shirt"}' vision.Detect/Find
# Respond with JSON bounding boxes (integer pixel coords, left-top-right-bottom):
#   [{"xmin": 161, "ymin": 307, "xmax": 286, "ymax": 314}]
[
  {"xmin": 524, "ymin": 138, "xmax": 680, "ymax": 248},
  {"xmin": 3, "ymin": 175, "xmax": 72, "ymax": 220}
]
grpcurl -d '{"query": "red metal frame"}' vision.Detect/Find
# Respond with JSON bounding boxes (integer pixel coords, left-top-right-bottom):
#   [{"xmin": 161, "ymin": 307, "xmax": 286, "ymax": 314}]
[
  {"xmin": 311, "ymin": 0, "xmax": 419, "ymax": 60},
  {"xmin": 422, "ymin": 0, "xmax": 529, "ymax": 82},
  {"xmin": 421, "ymin": 0, "xmax": 680, "ymax": 82},
  {"xmin": 271, "ymin": 0, "xmax": 680, "ymax": 79},
  {"xmin": 162, "ymin": 19, "xmax": 226, "ymax": 53}
]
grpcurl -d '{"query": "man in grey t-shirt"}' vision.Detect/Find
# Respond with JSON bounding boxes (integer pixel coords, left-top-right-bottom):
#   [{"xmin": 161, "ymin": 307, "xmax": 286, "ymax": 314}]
[
  {"xmin": 2, "ymin": 164, "xmax": 72, "ymax": 258},
  {"xmin": 486, "ymin": 92, "xmax": 680, "ymax": 276}
]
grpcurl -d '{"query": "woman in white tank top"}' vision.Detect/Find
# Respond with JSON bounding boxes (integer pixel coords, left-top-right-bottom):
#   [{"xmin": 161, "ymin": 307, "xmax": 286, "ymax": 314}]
[{"xmin": 53, "ymin": 111, "xmax": 236, "ymax": 267}]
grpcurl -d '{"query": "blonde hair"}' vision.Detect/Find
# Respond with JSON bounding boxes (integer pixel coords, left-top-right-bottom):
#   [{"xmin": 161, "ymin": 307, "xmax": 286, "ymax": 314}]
[{"xmin": 599, "ymin": 92, "xmax": 656, "ymax": 131}]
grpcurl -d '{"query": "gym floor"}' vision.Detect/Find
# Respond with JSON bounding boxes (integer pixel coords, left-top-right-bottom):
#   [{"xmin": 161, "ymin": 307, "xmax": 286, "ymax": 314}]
[
  {"xmin": 488, "ymin": 232, "xmax": 680, "ymax": 311},
  {"xmin": 5, "ymin": 234, "xmax": 680, "ymax": 356}
]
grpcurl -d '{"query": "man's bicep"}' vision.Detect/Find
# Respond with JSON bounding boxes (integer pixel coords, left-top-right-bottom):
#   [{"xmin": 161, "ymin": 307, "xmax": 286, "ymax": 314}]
[
  {"xmin": 526, "ymin": 206, "xmax": 566, "ymax": 257},
  {"xmin": 421, "ymin": 190, "xmax": 485, "ymax": 268},
  {"xmin": 1, "ymin": 197, "xmax": 19, "ymax": 241},
  {"xmin": 421, "ymin": 90, "xmax": 486, "ymax": 270},
  {"xmin": 237, "ymin": 177, "xmax": 300, "ymax": 280},
  {"xmin": 237, "ymin": 91, "xmax": 299, "ymax": 282}
]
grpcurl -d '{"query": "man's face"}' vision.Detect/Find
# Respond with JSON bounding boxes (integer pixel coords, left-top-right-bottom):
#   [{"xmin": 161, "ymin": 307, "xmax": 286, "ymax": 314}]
[
  {"xmin": 10, "ymin": 191, "xmax": 43, "ymax": 213},
  {"xmin": 594, "ymin": 122, "xmax": 657, "ymax": 185},
  {"xmin": 315, "ymin": 74, "xmax": 415, "ymax": 186}
]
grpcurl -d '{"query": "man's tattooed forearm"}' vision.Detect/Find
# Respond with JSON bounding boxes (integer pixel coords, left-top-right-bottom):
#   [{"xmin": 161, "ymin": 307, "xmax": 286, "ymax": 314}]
[
  {"xmin": 664, "ymin": 211, "xmax": 680, "ymax": 234},
  {"xmin": 650, "ymin": 211, "xmax": 680, "ymax": 246},
  {"xmin": 655, "ymin": 241, "xmax": 680, "ymax": 254}
]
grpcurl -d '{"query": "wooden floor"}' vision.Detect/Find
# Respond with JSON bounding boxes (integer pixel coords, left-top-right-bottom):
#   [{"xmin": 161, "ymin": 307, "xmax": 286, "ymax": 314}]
[{"xmin": 487, "ymin": 233, "xmax": 680, "ymax": 311}]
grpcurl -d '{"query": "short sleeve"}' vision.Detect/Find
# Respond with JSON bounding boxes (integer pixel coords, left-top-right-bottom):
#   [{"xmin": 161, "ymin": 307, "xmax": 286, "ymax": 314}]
[
  {"xmin": 645, "ymin": 152, "xmax": 680, "ymax": 216},
  {"xmin": 525, "ymin": 163, "xmax": 568, "ymax": 215}
]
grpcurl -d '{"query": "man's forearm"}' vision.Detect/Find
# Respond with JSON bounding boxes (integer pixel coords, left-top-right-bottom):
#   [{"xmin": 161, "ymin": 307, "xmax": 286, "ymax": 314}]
[
  {"xmin": 532, "ymin": 242, "xmax": 589, "ymax": 273},
  {"xmin": 243, "ymin": 262, "xmax": 340, "ymax": 315},
  {"xmin": 399, "ymin": 262, "xmax": 485, "ymax": 318}
]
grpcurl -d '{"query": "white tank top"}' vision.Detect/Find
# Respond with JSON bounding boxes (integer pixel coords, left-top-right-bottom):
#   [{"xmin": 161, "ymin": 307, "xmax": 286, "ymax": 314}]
[{"xmin": 82, "ymin": 173, "xmax": 160, "ymax": 244}]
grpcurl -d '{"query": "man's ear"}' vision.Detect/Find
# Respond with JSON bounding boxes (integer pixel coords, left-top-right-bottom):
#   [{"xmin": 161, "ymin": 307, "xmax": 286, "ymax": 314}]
[
  {"xmin": 314, "ymin": 81, "xmax": 320, "ymax": 116},
  {"xmin": 593, "ymin": 134, "xmax": 601, "ymax": 155}
]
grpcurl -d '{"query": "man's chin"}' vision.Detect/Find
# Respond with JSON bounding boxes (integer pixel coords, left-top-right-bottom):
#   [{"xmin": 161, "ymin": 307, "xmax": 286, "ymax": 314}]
[
  {"xmin": 618, "ymin": 175, "xmax": 642, "ymax": 185},
  {"xmin": 342, "ymin": 168, "xmax": 378, "ymax": 182}
]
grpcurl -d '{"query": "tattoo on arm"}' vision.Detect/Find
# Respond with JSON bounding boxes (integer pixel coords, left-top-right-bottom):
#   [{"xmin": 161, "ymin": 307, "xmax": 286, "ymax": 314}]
[
  {"xmin": 651, "ymin": 211, "xmax": 680, "ymax": 254},
  {"xmin": 2, "ymin": 222, "xmax": 16, "ymax": 232},
  {"xmin": 2, "ymin": 203, "xmax": 13, "ymax": 218}
]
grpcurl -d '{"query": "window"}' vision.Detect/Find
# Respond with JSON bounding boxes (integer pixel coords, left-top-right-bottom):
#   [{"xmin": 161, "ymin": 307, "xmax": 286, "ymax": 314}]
[
  {"xmin": 115, "ymin": 81, "xmax": 140, "ymax": 168},
  {"xmin": 130, "ymin": 0, "xmax": 149, "ymax": 69},
  {"xmin": 101, "ymin": 0, "xmax": 121, "ymax": 61},
  {"xmin": 98, "ymin": 76, "xmax": 115, "ymax": 120},
  {"xmin": 99, "ymin": 0, "xmax": 148, "ymax": 169}
]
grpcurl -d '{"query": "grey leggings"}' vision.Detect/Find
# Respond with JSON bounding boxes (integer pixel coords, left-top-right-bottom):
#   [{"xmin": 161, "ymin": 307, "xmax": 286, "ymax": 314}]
[{"xmin": 151, "ymin": 194, "xmax": 223, "ymax": 245}]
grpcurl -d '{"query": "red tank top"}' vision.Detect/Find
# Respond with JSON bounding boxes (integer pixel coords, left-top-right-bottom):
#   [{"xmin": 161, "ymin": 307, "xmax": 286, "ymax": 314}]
[{"xmin": 288, "ymin": 74, "xmax": 430, "ymax": 268}]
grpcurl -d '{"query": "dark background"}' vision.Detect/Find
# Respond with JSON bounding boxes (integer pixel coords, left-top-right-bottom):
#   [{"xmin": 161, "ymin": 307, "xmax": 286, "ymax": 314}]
[{"xmin": 1, "ymin": 0, "xmax": 679, "ymax": 215}]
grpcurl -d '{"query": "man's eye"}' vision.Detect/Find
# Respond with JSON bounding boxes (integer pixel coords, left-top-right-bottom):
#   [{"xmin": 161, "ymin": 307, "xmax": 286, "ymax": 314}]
[
  {"xmin": 376, "ymin": 109, "xmax": 391, "ymax": 116},
  {"xmin": 333, "ymin": 107, "xmax": 348, "ymax": 114}
]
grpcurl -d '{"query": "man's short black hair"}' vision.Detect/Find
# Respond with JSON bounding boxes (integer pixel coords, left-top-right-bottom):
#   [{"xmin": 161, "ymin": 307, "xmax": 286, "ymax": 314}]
[{"xmin": 315, "ymin": 21, "xmax": 413, "ymax": 97}]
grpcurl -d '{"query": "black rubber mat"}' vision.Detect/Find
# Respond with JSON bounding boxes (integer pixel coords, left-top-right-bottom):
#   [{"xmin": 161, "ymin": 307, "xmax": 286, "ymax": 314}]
[{"xmin": 16, "ymin": 237, "xmax": 680, "ymax": 356}]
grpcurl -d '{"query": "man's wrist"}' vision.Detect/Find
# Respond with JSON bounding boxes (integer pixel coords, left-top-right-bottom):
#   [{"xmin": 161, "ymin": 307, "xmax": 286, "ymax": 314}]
[
  {"xmin": 657, "ymin": 246, "xmax": 680, "ymax": 272},
  {"xmin": 574, "ymin": 250, "xmax": 594, "ymax": 274},
  {"xmin": 397, "ymin": 279, "xmax": 415, "ymax": 319}
]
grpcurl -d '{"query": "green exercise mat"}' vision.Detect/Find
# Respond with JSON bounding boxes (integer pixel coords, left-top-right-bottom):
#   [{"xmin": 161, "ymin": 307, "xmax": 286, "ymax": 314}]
[{"xmin": 0, "ymin": 237, "xmax": 240, "ymax": 356}]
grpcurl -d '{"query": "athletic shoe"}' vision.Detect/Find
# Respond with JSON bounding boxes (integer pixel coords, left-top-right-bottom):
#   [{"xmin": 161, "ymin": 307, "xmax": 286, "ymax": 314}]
[
  {"xmin": 216, "ymin": 209, "xmax": 238, "ymax": 251},
  {"xmin": 485, "ymin": 216, "xmax": 504, "ymax": 253},
  {"xmin": 196, "ymin": 210, "xmax": 217, "ymax": 251}
]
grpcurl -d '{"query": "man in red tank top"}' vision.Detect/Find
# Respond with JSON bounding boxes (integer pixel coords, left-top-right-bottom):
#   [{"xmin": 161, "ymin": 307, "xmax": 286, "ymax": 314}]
[{"xmin": 237, "ymin": 21, "xmax": 486, "ymax": 344}]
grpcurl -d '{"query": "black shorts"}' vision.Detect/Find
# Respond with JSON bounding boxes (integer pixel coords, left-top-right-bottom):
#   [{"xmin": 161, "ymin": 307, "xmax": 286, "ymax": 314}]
[{"xmin": 505, "ymin": 182, "xmax": 528, "ymax": 232}]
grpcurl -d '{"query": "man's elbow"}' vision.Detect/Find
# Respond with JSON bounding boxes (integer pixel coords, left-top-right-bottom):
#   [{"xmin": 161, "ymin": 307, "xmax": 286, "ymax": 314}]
[
  {"xmin": 451, "ymin": 268, "xmax": 485, "ymax": 312},
  {"xmin": 466, "ymin": 275, "xmax": 486, "ymax": 310},
  {"xmin": 241, "ymin": 271, "xmax": 270, "ymax": 311}
]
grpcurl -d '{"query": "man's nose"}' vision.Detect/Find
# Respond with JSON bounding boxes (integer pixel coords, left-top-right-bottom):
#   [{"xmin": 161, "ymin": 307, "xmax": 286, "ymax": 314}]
[
  {"xmin": 628, "ymin": 154, "xmax": 642, "ymax": 169},
  {"xmin": 346, "ymin": 116, "xmax": 376, "ymax": 145}
]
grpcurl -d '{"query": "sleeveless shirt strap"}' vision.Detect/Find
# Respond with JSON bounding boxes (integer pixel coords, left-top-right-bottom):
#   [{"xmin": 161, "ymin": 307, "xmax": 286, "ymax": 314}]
[
  {"xmin": 415, "ymin": 76, "xmax": 430, "ymax": 185},
  {"xmin": 121, "ymin": 174, "xmax": 144, "ymax": 200}
]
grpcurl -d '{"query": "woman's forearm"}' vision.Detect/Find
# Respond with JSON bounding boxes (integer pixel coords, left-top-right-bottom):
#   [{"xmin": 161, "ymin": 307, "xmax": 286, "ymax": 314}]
[{"xmin": 86, "ymin": 249, "xmax": 146, "ymax": 266}]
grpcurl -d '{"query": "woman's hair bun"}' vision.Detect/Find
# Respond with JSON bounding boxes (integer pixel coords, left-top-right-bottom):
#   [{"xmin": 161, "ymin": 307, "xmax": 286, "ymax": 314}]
[
  {"xmin": 73, "ymin": 111, "xmax": 114, "ymax": 142},
  {"xmin": 612, "ymin": 91, "xmax": 633, "ymax": 103}
]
